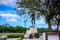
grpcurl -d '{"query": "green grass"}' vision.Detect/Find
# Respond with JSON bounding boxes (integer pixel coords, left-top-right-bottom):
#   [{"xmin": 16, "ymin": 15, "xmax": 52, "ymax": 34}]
[
  {"xmin": 0, "ymin": 33, "xmax": 24, "ymax": 34},
  {"xmin": 0, "ymin": 33, "xmax": 24, "ymax": 37},
  {"xmin": 0, "ymin": 33, "xmax": 24, "ymax": 40},
  {"xmin": 18, "ymin": 38, "xmax": 22, "ymax": 40},
  {"xmin": 0, "ymin": 34, "xmax": 2, "ymax": 37}
]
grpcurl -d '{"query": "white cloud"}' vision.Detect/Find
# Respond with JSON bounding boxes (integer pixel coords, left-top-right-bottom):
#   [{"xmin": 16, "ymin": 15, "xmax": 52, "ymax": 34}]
[
  {"xmin": 0, "ymin": 0, "xmax": 16, "ymax": 7},
  {"xmin": 7, "ymin": 18, "xmax": 17, "ymax": 22},
  {"xmin": 0, "ymin": 12, "xmax": 19, "ymax": 18},
  {"xmin": 0, "ymin": 11, "xmax": 19, "ymax": 22},
  {"xmin": 36, "ymin": 17, "xmax": 45, "ymax": 25}
]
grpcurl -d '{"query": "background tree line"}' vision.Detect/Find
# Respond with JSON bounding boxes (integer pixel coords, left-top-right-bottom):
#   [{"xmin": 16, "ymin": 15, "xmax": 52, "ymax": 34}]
[
  {"xmin": 0, "ymin": 25, "xmax": 50, "ymax": 33},
  {"xmin": 0, "ymin": 25, "xmax": 26, "ymax": 33}
]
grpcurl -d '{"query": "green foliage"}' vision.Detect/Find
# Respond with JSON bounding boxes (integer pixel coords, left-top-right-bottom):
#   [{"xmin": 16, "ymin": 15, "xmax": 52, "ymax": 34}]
[
  {"xmin": 0, "ymin": 25, "xmax": 3, "ymax": 33},
  {"xmin": 7, "ymin": 34, "xmax": 20, "ymax": 38},
  {"xmin": 13, "ymin": 26, "xmax": 25, "ymax": 33},
  {"xmin": 37, "ymin": 28, "xmax": 49, "ymax": 33},
  {"xmin": 18, "ymin": 38, "xmax": 22, "ymax": 40},
  {"xmin": 9, "ymin": 26, "xmax": 14, "ymax": 32},
  {"xmin": 7, "ymin": 34, "xmax": 24, "ymax": 38},
  {"xmin": 0, "ymin": 25, "xmax": 56, "ymax": 33},
  {"xmin": 17, "ymin": 0, "xmax": 40, "ymax": 10},
  {"xmin": 16, "ymin": 0, "xmax": 41, "ymax": 26},
  {"xmin": 20, "ymin": 34, "xmax": 24, "ymax": 39},
  {"xmin": 0, "ymin": 25, "xmax": 26, "ymax": 33},
  {"xmin": 0, "ymin": 25, "xmax": 50, "ymax": 33},
  {"xmin": 16, "ymin": 0, "xmax": 59, "ymax": 31}
]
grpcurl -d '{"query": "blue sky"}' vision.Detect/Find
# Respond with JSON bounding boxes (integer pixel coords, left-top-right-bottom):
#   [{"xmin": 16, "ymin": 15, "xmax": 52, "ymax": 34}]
[{"xmin": 0, "ymin": 0, "xmax": 48, "ymax": 28}]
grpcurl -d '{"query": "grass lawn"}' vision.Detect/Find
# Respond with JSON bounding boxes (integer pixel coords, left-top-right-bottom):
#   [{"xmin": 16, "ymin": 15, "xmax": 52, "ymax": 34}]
[
  {"xmin": 0, "ymin": 33, "xmax": 24, "ymax": 40},
  {"xmin": 0, "ymin": 33, "xmax": 24, "ymax": 37},
  {"xmin": 0, "ymin": 34, "xmax": 2, "ymax": 37}
]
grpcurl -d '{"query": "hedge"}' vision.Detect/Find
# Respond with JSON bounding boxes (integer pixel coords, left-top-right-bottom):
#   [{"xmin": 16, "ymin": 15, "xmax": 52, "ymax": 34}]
[{"xmin": 7, "ymin": 34, "xmax": 24, "ymax": 38}]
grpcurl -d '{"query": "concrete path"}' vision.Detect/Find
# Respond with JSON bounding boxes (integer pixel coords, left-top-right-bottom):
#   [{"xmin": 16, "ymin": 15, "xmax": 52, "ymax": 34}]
[
  {"xmin": 23, "ymin": 38, "xmax": 42, "ymax": 40},
  {"xmin": 7, "ymin": 38, "xmax": 42, "ymax": 40},
  {"xmin": 23, "ymin": 36, "xmax": 42, "ymax": 40},
  {"xmin": 7, "ymin": 36, "xmax": 42, "ymax": 40},
  {"xmin": 7, "ymin": 38, "xmax": 19, "ymax": 40}
]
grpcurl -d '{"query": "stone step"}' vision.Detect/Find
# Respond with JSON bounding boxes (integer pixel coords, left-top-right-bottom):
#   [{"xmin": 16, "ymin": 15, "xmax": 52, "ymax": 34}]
[{"xmin": 24, "ymin": 33, "xmax": 30, "ymax": 38}]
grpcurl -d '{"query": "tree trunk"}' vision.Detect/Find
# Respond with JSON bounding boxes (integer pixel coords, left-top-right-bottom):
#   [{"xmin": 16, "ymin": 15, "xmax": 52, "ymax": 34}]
[
  {"xmin": 48, "ymin": 21, "xmax": 52, "ymax": 32},
  {"xmin": 57, "ymin": 22, "xmax": 59, "ymax": 31}
]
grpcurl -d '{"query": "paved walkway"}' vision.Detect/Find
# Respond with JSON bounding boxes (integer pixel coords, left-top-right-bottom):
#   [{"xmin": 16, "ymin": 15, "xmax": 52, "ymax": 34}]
[
  {"xmin": 7, "ymin": 36, "xmax": 42, "ymax": 40},
  {"xmin": 7, "ymin": 38, "xmax": 42, "ymax": 40},
  {"xmin": 7, "ymin": 38, "xmax": 19, "ymax": 40},
  {"xmin": 23, "ymin": 38, "xmax": 42, "ymax": 40},
  {"xmin": 23, "ymin": 36, "xmax": 42, "ymax": 40}
]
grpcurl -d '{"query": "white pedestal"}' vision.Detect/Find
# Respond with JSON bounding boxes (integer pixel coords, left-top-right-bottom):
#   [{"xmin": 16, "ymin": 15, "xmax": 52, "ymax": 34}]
[{"xmin": 24, "ymin": 26, "xmax": 38, "ymax": 38}]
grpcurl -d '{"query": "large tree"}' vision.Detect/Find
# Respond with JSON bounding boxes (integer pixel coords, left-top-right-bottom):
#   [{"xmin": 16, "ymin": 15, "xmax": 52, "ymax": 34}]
[
  {"xmin": 16, "ymin": 0, "xmax": 60, "ymax": 31},
  {"xmin": 46, "ymin": 0, "xmax": 60, "ymax": 31},
  {"xmin": 16, "ymin": 0, "xmax": 53, "ymax": 31},
  {"xmin": 16, "ymin": 0, "xmax": 41, "ymax": 26}
]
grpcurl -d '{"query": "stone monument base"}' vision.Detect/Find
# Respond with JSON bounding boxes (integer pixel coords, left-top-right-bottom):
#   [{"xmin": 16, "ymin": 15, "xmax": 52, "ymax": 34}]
[{"xmin": 24, "ymin": 26, "xmax": 38, "ymax": 38}]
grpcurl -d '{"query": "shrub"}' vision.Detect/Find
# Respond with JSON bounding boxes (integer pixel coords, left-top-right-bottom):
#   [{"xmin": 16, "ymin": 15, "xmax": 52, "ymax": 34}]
[
  {"xmin": 7, "ymin": 34, "xmax": 20, "ymax": 38},
  {"xmin": 20, "ymin": 34, "xmax": 24, "ymax": 39},
  {"xmin": 34, "ymin": 33, "xmax": 40, "ymax": 38},
  {"xmin": 7, "ymin": 34, "xmax": 24, "ymax": 38},
  {"xmin": 29, "ymin": 34, "xmax": 33, "ymax": 39}
]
